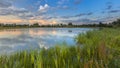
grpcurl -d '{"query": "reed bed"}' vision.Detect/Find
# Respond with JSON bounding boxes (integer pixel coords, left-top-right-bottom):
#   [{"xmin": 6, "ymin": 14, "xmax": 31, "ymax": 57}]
[{"xmin": 0, "ymin": 28, "xmax": 120, "ymax": 68}]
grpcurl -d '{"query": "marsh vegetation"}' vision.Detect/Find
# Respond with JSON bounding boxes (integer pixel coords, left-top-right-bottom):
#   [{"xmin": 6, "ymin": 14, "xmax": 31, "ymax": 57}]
[{"xmin": 0, "ymin": 28, "xmax": 120, "ymax": 68}]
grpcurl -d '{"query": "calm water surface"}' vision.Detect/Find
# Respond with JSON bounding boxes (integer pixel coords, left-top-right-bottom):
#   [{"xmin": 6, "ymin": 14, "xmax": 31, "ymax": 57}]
[{"xmin": 0, "ymin": 28, "xmax": 93, "ymax": 54}]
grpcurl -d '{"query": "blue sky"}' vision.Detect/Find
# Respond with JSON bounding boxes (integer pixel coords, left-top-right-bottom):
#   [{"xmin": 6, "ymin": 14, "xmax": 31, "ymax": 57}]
[{"xmin": 0, "ymin": 0, "xmax": 120, "ymax": 24}]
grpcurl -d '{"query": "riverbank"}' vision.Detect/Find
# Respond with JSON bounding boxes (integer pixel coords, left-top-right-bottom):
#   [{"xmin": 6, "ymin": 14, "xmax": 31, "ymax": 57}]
[
  {"xmin": 0, "ymin": 26, "xmax": 102, "ymax": 30},
  {"xmin": 0, "ymin": 28, "xmax": 120, "ymax": 68}
]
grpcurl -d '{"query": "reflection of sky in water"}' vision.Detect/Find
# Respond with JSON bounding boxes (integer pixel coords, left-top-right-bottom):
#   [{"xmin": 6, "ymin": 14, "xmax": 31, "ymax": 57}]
[{"xmin": 0, "ymin": 28, "xmax": 93, "ymax": 54}]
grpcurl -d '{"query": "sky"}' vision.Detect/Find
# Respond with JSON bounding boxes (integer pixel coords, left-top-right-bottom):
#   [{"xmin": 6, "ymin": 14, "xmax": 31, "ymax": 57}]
[{"xmin": 0, "ymin": 0, "xmax": 120, "ymax": 24}]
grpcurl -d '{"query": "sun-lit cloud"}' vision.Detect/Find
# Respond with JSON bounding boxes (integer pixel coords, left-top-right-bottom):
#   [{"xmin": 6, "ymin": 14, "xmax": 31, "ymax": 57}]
[
  {"xmin": 38, "ymin": 4, "xmax": 49, "ymax": 12},
  {"xmin": 29, "ymin": 19, "xmax": 47, "ymax": 24},
  {"xmin": 51, "ymin": 20, "xmax": 57, "ymax": 24},
  {"xmin": 0, "ymin": 15, "xmax": 24, "ymax": 24}
]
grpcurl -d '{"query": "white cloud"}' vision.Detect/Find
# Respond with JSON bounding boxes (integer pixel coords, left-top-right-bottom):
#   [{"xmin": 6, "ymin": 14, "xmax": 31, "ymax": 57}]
[
  {"xmin": 58, "ymin": 0, "xmax": 69, "ymax": 5},
  {"xmin": 38, "ymin": 4, "xmax": 49, "ymax": 12}
]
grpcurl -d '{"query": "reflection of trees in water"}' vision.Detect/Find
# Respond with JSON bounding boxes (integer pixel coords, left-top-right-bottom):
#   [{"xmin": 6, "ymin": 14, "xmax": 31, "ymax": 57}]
[
  {"xmin": 0, "ymin": 29, "xmax": 22, "ymax": 36},
  {"xmin": 68, "ymin": 30, "xmax": 72, "ymax": 33}
]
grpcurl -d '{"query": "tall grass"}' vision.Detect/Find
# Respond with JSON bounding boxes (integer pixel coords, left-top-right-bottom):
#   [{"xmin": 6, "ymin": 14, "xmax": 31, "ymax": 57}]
[{"xmin": 0, "ymin": 28, "xmax": 120, "ymax": 68}]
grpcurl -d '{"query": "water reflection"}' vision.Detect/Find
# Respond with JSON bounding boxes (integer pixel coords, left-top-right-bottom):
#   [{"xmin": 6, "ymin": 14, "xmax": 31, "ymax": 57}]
[
  {"xmin": 68, "ymin": 30, "xmax": 72, "ymax": 32},
  {"xmin": 0, "ymin": 28, "xmax": 93, "ymax": 54},
  {"xmin": 0, "ymin": 30, "xmax": 22, "ymax": 38}
]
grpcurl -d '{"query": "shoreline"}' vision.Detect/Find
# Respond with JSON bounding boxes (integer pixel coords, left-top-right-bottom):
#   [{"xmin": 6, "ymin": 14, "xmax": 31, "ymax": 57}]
[{"xmin": 0, "ymin": 26, "xmax": 107, "ymax": 30}]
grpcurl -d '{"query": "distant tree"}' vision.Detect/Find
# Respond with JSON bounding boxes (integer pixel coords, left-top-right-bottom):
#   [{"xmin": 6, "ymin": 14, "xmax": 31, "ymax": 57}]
[
  {"xmin": 60, "ymin": 23, "xmax": 63, "ymax": 26},
  {"xmin": 99, "ymin": 22, "xmax": 103, "ymax": 25},
  {"xmin": 33, "ymin": 23, "xmax": 39, "ymax": 27},
  {"xmin": 99, "ymin": 22, "xmax": 104, "ymax": 27},
  {"xmin": 112, "ymin": 19, "xmax": 120, "ymax": 27},
  {"xmin": 116, "ymin": 19, "xmax": 120, "ymax": 24},
  {"xmin": 113, "ymin": 21, "xmax": 116, "ymax": 24},
  {"xmin": 68, "ymin": 22, "xmax": 73, "ymax": 26}
]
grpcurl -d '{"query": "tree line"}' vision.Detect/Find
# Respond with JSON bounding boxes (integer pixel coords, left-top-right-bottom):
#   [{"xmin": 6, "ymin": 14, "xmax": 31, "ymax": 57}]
[{"xmin": 0, "ymin": 19, "xmax": 120, "ymax": 28}]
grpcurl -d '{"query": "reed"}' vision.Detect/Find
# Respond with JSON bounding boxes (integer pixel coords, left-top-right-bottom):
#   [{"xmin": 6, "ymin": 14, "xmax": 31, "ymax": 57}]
[{"xmin": 0, "ymin": 28, "xmax": 120, "ymax": 68}]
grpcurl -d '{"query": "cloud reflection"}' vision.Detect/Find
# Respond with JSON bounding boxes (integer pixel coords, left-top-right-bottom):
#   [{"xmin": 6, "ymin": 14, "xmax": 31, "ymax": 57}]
[{"xmin": 0, "ymin": 28, "xmax": 93, "ymax": 54}]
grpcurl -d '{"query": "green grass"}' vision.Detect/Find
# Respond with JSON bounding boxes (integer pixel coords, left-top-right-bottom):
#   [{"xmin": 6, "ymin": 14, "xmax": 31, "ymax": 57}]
[{"xmin": 0, "ymin": 28, "xmax": 120, "ymax": 68}]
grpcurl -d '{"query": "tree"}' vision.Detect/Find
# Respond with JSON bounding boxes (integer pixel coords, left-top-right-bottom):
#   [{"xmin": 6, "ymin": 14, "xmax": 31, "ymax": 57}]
[
  {"xmin": 68, "ymin": 22, "xmax": 73, "ymax": 26},
  {"xmin": 99, "ymin": 22, "xmax": 104, "ymax": 27},
  {"xmin": 33, "ymin": 23, "xmax": 39, "ymax": 27},
  {"xmin": 112, "ymin": 19, "xmax": 120, "ymax": 26}
]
